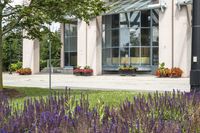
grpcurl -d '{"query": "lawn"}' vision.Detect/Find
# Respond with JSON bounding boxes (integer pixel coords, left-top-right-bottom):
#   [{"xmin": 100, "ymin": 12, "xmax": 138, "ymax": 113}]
[{"xmin": 5, "ymin": 86, "xmax": 139, "ymax": 108}]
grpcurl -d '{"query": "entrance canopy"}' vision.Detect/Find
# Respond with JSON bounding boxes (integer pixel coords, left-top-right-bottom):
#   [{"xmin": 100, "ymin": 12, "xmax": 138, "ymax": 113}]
[{"xmin": 104, "ymin": 0, "xmax": 166, "ymax": 15}]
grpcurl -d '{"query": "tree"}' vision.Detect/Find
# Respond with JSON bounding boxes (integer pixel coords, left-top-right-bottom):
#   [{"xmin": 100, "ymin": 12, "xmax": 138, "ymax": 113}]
[
  {"xmin": 3, "ymin": 30, "xmax": 23, "ymax": 71},
  {"xmin": 0, "ymin": 0, "xmax": 107, "ymax": 90},
  {"xmin": 40, "ymin": 31, "xmax": 61, "ymax": 70}
]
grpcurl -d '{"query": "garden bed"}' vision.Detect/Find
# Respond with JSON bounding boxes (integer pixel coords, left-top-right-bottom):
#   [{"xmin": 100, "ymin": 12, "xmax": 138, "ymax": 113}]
[{"xmin": 0, "ymin": 89, "xmax": 200, "ymax": 132}]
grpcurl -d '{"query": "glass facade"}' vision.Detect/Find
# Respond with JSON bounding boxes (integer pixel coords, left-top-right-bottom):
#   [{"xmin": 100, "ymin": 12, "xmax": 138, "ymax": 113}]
[
  {"xmin": 102, "ymin": 9, "xmax": 159, "ymax": 70},
  {"xmin": 64, "ymin": 21, "xmax": 77, "ymax": 67}
]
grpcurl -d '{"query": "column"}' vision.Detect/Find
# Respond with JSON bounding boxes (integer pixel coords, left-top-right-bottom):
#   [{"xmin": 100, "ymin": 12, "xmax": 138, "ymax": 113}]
[{"xmin": 23, "ymin": 38, "xmax": 40, "ymax": 74}]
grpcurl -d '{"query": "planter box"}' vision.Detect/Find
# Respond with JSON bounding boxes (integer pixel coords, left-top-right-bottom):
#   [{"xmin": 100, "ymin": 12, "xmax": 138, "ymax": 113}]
[
  {"xmin": 119, "ymin": 69, "xmax": 136, "ymax": 76},
  {"xmin": 82, "ymin": 72, "xmax": 93, "ymax": 76},
  {"xmin": 73, "ymin": 72, "xmax": 82, "ymax": 76},
  {"xmin": 73, "ymin": 71, "xmax": 93, "ymax": 76}
]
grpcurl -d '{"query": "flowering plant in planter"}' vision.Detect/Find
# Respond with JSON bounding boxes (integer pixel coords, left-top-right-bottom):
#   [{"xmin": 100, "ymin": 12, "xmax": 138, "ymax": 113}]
[
  {"xmin": 73, "ymin": 66, "xmax": 82, "ymax": 76},
  {"xmin": 73, "ymin": 66, "xmax": 93, "ymax": 76},
  {"xmin": 170, "ymin": 67, "xmax": 183, "ymax": 78},
  {"xmin": 155, "ymin": 63, "xmax": 170, "ymax": 77},
  {"xmin": 119, "ymin": 64, "xmax": 137, "ymax": 76},
  {"xmin": 82, "ymin": 66, "xmax": 93, "ymax": 76},
  {"xmin": 16, "ymin": 68, "xmax": 32, "ymax": 75}
]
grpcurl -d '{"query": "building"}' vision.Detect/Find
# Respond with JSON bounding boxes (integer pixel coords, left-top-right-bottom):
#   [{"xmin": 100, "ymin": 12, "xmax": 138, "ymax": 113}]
[{"xmin": 23, "ymin": 0, "xmax": 192, "ymax": 77}]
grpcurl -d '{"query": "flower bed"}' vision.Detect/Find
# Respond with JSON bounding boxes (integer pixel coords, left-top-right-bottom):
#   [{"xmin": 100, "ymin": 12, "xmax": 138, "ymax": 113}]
[
  {"xmin": 1, "ymin": 90, "xmax": 200, "ymax": 132},
  {"xmin": 16, "ymin": 68, "xmax": 32, "ymax": 75},
  {"xmin": 155, "ymin": 63, "xmax": 183, "ymax": 78},
  {"xmin": 119, "ymin": 65, "xmax": 137, "ymax": 76},
  {"xmin": 73, "ymin": 66, "xmax": 93, "ymax": 76}
]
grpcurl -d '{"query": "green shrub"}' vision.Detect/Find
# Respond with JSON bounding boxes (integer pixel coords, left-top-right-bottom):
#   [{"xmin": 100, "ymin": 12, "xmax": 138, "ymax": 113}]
[
  {"xmin": 40, "ymin": 60, "xmax": 47, "ymax": 70},
  {"xmin": 10, "ymin": 61, "xmax": 22, "ymax": 72}
]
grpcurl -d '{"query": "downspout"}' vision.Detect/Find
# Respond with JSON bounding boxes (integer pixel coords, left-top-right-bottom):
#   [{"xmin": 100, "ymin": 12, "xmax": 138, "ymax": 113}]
[
  {"xmin": 172, "ymin": 0, "xmax": 174, "ymax": 68},
  {"xmin": 190, "ymin": 0, "xmax": 200, "ymax": 90}
]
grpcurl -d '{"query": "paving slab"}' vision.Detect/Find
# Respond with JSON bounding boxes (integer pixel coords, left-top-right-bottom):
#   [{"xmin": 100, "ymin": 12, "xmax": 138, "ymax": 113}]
[{"xmin": 3, "ymin": 73, "xmax": 190, "ymax": 92}]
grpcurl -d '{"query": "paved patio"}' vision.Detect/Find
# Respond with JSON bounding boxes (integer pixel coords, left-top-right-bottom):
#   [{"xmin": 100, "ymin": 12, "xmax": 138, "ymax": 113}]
[{"xmin": 3, "ymin": 73, "xmax": 190, "ymax": 92}]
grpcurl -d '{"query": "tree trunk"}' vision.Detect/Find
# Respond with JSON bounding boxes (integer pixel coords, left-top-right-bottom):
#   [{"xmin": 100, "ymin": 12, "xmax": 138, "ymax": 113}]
[{"xmin": 0, "ymin": 10, "xmax": 3, "ymax": 90}]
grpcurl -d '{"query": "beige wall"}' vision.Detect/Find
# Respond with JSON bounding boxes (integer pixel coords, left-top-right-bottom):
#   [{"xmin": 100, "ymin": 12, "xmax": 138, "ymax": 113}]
[
  {"xmin": 159, "ymin": 0, "xmax": 173, "ymax": 68},
  {"xmin": 159, "ymin": 0, "xmax": 192, "ymax": 77},
  {"xmin": 23, "ymin": 38, "xmax": 40, "ymax": 74},
  {"xmin": 173, "ymin": 4, "xmax": 192, "ymax": 77}
]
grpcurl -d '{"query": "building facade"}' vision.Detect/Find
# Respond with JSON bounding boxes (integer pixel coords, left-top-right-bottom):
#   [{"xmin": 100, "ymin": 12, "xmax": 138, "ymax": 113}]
[{"xmin": 23, "ymin": 0, "xmax": 192, "ymax": 77}]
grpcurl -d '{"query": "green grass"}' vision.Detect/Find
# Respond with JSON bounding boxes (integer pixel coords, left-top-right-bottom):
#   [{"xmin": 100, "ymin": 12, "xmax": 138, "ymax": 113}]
[{"xmin": 5, "ymin": 86, "xmax": 140, "ymax": 107}]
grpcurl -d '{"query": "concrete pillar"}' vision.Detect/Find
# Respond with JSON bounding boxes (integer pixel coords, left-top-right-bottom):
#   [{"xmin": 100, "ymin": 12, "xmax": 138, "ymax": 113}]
[
  {"xmin": 159, "ymin": 0, "xmax": 173, "ymax": 68},
  {"xmin": 87, "ymin": 17, "xmax": 102, "ymax": 75},
  {"xmin": 77, "ymin": 20, "xmax": 87, "ymax": 67},
  {"xmin": 174, "ymin": 4, "xmax": 192, "ymax": 77},
  {"xmin": 77, "ymin": 17, "xmax": 102, "ymax": 75},
  {"xmin": 60, "ymin": 23, "xmax": 65, "ymax": 68},
  {"xmin": 23, "ymin": 38, "xmax": 40, "ymax": 74}
]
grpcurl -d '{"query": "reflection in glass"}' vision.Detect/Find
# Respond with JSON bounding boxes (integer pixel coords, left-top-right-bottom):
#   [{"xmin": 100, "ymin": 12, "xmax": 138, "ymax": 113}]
[
  {"xmin": 120, "ymin": 48, "xmax": 129, "ymax": 64},
  {"xmin": 130, "ymin": 11, "xmax": 140, "ymax": 28},
  {"xmin": 70, "ymin": 37, "xmax": 77, "ymax": 51},
  {"xmin": 64, "ymin": 37, "xmax": 70, "ymax": 52},
  {"xmin": 120, "ymin": 13, "xmax": 129, "ymax": 28},
  {"xmin": 70, "ymin": 52, "xmax": 77, "ymax": 66},
  {"xmin": 141, "ymin": 10, "xmax": 150, "ymax": 27},
  {"xmin": 130, "ymin": 48, "xmax": 140, "ymax": 65},
  {"xmin": 65, "ymin": 24, "xmax": 70, "ymax": 36},
  {"xmin": 152, "ymin": 27, "xmax": 159, "ymax": 46},
  {"xmin": 152, "ymin": 9, "xmax": 159, "ymax": 26},
  {"xmin": 152, "ymin": 47, "xmax": 159, "ymax": 65},
  {"xmin": 105, "ymin": 30, "xmax": 112, "ymax": 48},
  {"xmin": 141, "ymin": 28, "xmax": 150, "ymax": 46},
  {"xmin": 112, "ymin": 14, "xmax": 119, "ymax": 28},
  {"xmin": 141, "ymin": 48, "xmax": 150, "ymax": 65},
  {"xmin": 105, "ymin": 15, "xmax": 112, "ymax": 30},
  {"xmin": 64, "ymin": 53, "xmax": 69, "ymax": 66},
  {"xmin": 64, "ymin": 21, "xmax": 77, "ymax": 67},
  {"xmin": 112, "ymin": 30, "xmax": 119, "ymax": 47},
  {"xmin": 102, "ymin": 9, "xmax": 159, "ymax": 69},
  {"xmin": 69, "ymin": 24, "xmax": 77, "ymax": 36},
  {"xmin": 103, "ymin": 49, "xmax": 112, "ymax": 65},
  {"xmin": 120, "ymin": 28, "xmax": 129, "ymax": 47},
  {"xmin": 130, "ymin": 28, "xmax": 140, "ymax": 46},
  {"xmin": 112, "ymin": 48, "xmax": 119, "ymax": 65}
]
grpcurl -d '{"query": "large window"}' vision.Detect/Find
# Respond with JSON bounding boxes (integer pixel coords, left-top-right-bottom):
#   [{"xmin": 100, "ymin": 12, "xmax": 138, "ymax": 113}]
[
  {"xmin": 64, "ymin": 21, "xmax": 77, "ymax": 67},
  {"xmin": 102, "ymin": 9, "xmax": 159, "ymax": 70}
]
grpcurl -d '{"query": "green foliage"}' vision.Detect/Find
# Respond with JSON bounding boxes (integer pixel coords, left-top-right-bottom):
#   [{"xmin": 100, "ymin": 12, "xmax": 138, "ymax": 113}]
[
  {"xmin": 1, "ymin": 0, "xmax": 107, "ymax": 40},
  {"xmin": 10, "ymin": 61, "xmax": 22, "ymax": 72},
  {"xmin": 0, "ymin": 0, "xmax": 108, "ymax": 89},
  {"xmin": 40, "ymin": 31, "xmax": 61, "ymax": 70},
  {"xmin": 119, "ymin": 64, "xmax": 137, "ymax": 71},
  {"xmin": 2, "ymin": 31, "xmax": 22, "ymax": 71},
  {"xmin": 159, "ymin": 62, "xmax": 165, "ymax": 69}
]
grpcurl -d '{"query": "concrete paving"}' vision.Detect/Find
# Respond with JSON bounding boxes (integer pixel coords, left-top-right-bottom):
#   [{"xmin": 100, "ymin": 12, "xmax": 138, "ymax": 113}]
[{"xmin": 3, "ymin": 73, "xmax": 190, "ymax": 92}]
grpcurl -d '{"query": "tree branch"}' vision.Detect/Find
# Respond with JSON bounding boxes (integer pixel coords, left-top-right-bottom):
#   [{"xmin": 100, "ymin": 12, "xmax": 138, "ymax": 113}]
[{"xmin": 2, "ymin": 16, "xmax": 23, "ymax": 35}]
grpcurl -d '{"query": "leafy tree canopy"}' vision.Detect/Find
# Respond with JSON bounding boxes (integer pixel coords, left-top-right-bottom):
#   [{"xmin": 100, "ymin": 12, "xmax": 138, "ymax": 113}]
[
  {"xmin": 2, "ymin": 0, "xmax": 107, "ymax": 39},
  {"xmin": 0, "ymin": 0, "xmax": 107, "ymax": 89}
]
